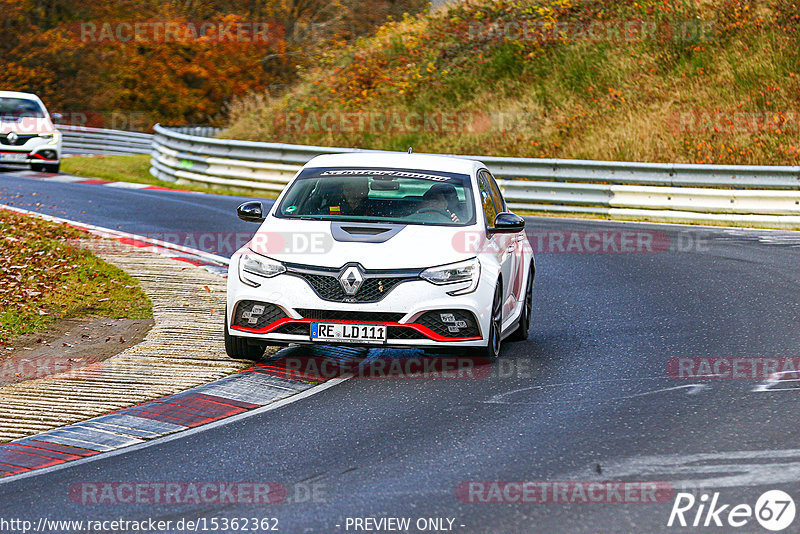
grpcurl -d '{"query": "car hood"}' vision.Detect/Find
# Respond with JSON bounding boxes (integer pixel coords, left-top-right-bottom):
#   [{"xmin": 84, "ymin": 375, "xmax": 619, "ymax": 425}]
[
  {"xmin": 246, "ymin": 218, "xmax": 477, "ymax": 270},
  {"xmin": 0, "ymin": 117, "xmax": 55, "ymax": 135}
]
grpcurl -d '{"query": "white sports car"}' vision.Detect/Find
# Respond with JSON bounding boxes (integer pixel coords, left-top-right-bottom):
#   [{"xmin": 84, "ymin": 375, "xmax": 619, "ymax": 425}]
[
  {"xmin": 0, "ymin": 91, "xmax": 62, "ymax": 173},
  {"xmin": 225, "ymin": 152, "xmax": 534, "ymax": 361}
]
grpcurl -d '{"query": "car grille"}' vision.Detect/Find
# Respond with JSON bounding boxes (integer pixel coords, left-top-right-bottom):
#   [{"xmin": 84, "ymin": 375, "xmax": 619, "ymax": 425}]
[
  {"xmin": 387, "ymin": 327, "xmax": 427, "ymax": 340},
  {"xmin": 285, "ymin": 263, "xmax": 421, "ymax": 303},
  {"xmin": 296, "ymin": 309, "xmax": 405, "ymax": 323},
  {"xmin": 232, "ymin": 301, "xmax": 286, "ymax": 329},
  {"xmin": 274, "ymin": 323, "xmax": 310, "ymax": 336},
  {"xmin": 416, "ymin": 310, "xmax": 481, "ymax": 338},
  {"xmin": 0, "ymin": 134, "xmax": 37, "ymax": 146}
]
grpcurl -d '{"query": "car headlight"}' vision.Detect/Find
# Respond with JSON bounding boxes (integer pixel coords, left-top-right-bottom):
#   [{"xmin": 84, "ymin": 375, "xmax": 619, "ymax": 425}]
[
  {"xmin": 421, "ymin": 258, "xmax": 480, "ymax": 295},
  {"xmin": 239, "ymin": 251, "xmax": 286, "ymax": 287},
  {"xmin": 39, "ymin": 132, "xmax": 61, "ymax": 145}
]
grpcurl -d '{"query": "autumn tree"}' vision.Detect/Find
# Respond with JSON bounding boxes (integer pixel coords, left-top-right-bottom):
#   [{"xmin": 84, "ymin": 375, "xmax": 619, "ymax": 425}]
[{"xmin": 0, "ymin": 0, "xmax": 426, "ymax": 128}]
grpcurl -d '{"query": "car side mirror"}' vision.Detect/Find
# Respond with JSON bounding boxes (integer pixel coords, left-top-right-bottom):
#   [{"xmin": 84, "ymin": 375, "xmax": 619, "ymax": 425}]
[
  {"xmin": 51, "ymin": 113, "xmax": 63, "ymax": 122},
  {"xmin": 237, "ymin": 201, "xmax": 265, "ymax": 223},
  {"xmin": 490, "ymin": 212, "xmax": 525, "ymax": 234}
]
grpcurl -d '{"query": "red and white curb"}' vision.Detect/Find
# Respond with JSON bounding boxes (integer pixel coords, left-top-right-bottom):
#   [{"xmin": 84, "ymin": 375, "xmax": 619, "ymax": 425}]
[
  {"xmin": 0, "ymin": 346, "xmax": 367, "ymax": 480},
  {"xmin": 0, "ymin": 206, "xmax": 367, "ymax": 480}
]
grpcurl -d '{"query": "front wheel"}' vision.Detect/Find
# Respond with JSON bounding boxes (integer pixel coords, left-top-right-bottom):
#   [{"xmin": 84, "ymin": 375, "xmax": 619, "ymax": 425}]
[
  {"xmin": 468, "ymin": 282, "xmax": 503, "ymax": 362},
  {"xmin": 224, "ymin": 310, "xmax": 266, "ymax": 361},
  {"xmin": 31, "ymin": 162, "xmax": 60, "ymax": 173}
]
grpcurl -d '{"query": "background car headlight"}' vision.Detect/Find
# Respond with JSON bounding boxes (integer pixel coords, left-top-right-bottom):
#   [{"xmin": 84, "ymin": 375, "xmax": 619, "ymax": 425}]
[
  {"xmin": 239, "ymin": 252, "xmax": 285, "ymax": 287},
  {"xmin": 39, "ymin": 131, "xmax": 61, "ymax": 145},
  {"xmin": 421, "ymin": 258, "xmax": 480, "ymax": 295}
]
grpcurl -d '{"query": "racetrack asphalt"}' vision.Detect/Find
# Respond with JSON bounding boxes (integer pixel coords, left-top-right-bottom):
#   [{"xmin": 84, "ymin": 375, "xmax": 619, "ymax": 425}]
[{"xmin": 2, "ymin": 169, "xmax": 800, "ymax": 533}]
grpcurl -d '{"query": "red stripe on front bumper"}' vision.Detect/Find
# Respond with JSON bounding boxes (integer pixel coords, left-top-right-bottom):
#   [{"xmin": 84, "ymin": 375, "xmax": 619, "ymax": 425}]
[
  {"xmin": 30, "ymin": 153, "xmax": 58, "ymax": 161},
  {"xmin": 231, "ymin": 318, "xmax": 481, "ymax": 342},
  {"xmin": 0, "ymin": 153, "xmax": 58, "ymax": 162}
]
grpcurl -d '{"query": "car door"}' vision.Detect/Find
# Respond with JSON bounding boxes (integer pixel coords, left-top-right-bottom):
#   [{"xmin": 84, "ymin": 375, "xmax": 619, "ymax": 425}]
[
  {"xmin": 485, "ymin": 170, "xmax": 525, "ymax": 309},
  {"xmin": 478, "ymin": 170, "xmax": 515, "ymax": 319}
]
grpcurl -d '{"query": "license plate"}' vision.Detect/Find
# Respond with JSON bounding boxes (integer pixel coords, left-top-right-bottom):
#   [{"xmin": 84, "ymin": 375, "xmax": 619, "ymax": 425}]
[
  {"xmin": 311, "ymin": 322, "xmax": 387, "ymax": 344},
  {"xmin": 0, "ymin": 153, "xmax": 27, "ymax": 162}
]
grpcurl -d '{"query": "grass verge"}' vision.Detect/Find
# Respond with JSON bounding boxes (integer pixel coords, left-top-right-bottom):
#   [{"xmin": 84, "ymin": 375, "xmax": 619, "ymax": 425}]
[
  {"xmin": 61, "ymin": 155, "xmax": 276, "ymax": 198},
  {"xmin": 0, "ymin": 209, "xmax": 153, "ymax": 344}
]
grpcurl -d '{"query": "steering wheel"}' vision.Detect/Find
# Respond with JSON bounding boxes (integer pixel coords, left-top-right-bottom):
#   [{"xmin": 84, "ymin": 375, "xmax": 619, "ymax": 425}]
[{"xmin": 418, "ymin": 206, "xmax": 452, "ymax": 218}]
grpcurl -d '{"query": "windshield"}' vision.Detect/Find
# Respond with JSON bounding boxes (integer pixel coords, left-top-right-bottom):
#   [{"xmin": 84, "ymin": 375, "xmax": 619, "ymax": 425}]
[
  {"xmin": 0, "ymin": 98, "xmax": 46, "ymax": 119},
  {"xmin": 276, "ymin": 167, "xmax": 476, "ymax": 226}
]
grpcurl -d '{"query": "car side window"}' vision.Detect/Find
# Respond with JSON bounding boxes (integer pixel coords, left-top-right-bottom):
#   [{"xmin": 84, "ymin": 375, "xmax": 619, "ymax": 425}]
[
  {"xmin": 477, "ymin": 171, "xmax": 498, "ymax": 226},
  {"xmin": 485, "ymin": 171, "xmax": 506, "ymax": 213}
]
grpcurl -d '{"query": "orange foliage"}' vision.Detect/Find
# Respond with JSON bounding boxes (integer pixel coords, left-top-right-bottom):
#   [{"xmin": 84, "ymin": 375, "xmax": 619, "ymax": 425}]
[{"xmin": 0, "ymin": 0, "xmax": 425, "ymax": 129}]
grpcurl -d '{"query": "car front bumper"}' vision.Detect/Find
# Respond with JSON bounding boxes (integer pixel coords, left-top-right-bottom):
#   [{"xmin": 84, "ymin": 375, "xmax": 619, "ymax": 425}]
[
  {"xmin": 226, "ymin": 256, "xmax": 495, "ymax": 349},
  {"xmin": 0, "ymin": 137, "xmax": 61, "ymax": 165}
]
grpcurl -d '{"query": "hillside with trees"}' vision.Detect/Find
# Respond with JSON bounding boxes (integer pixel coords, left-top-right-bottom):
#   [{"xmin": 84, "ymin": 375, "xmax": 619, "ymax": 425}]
[
  {"xmin": 1, "ymin": 0, "xmax": 425, "ymax": 128},
  {"xmin": 225, "ymin": 0, "xmax": 800, "ymax": 165}
]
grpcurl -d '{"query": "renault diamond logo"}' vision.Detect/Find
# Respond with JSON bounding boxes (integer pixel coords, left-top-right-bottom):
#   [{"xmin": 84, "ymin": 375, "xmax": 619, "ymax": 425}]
[
  {"xmin": 339, "ymin": 265, "xmax": 364, "ymax": 295},
  {"xmin": 6, "ymin": 132, "xmax": 18, "ymax": 144}
]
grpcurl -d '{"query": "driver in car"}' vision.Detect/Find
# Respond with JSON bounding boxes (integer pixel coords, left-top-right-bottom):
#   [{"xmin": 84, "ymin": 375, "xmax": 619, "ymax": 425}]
[
  {"xmin": 419, "ymin": 183, "xmax": 461, "ymax": 223},
  {"xmin": 331, "ymin": 177, "xmax": 373, "ymax": 216}
]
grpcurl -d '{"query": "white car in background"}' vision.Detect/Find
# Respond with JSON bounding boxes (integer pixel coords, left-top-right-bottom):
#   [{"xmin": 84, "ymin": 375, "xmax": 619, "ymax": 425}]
[
  {"xmin": 225, "ymin": 152, "xmax": 535, "ymax": 361},
  {"xmin": 0, "ymin": 91, "xmax": 62, "ymax": 173}
]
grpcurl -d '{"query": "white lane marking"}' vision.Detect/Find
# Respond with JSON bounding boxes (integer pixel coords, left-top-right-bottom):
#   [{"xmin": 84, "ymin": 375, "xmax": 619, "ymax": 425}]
[
  {"xmin": 614, "ymin": 384, "xmax": 709, "ymax": 399},
  {"xmin": 721, "ymin": 229, "xmax": 800, "ymax": 246},
  {"xmin": 571, "ymin": 449, "xmax": 800, "ymax": 490},
  {"xmin": 38, "ymin": 175, "xmax": 86, "ymax": 183},
  {"xmin": 103, "ymin": 181, "xmax": 150, "ymax": 189},
  {"xmin": 530, "ymin": 215, "xmax": 800, "ymax": 233},
  {"xmin": 0, "ymin": 377, "xmax": 351, "ymax": 485},
  {"xmin": 483, "ymin": 377, "xmax": 702, "ymax": 404},
  {"xmin": 752, "ymin": 371, "xmax": 800, "ymax": 393}
]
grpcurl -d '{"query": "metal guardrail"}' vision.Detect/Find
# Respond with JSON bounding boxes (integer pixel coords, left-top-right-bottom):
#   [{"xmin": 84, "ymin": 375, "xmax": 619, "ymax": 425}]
[
  {"xmin": 160, "ymin": 125, "xmax": 221, "ymax": 138},
  {"xmin": 59, "ymin": 124, "xmax": 220, "ymax": 156},
  {"xmin": 149, "ymin": 124, "xmax": 800, "ymax": 227},
  {"xmin": 59, "ymin": 124, "xmax": 154, "ymax": 156}
]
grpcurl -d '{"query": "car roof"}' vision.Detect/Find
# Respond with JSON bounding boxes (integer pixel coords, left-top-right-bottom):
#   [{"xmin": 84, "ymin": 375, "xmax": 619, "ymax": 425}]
[
  {"xmin": 0, "ymin": 91, "xmax": 43, "ymax": 102},
  {"xmin": 304, "ymin": 152, "xmax": 482, "ymax": 176}
]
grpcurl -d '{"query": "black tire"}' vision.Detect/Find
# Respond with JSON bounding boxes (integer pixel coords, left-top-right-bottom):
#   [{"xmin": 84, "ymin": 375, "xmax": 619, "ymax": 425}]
[
  {"xmin": 468, "ymin": 282, "xmax": 503, "ymax": 362},
  {"xmin": 224, "ymin": 310, "xmax": 265, "ymax": 361},
  {"xmin": 510, "ymin": 265, "xmax": 534, "ymax": 342},
  {"xmin": 31, "ymin": 162, "xmax": 60, "ymax": 173}
]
